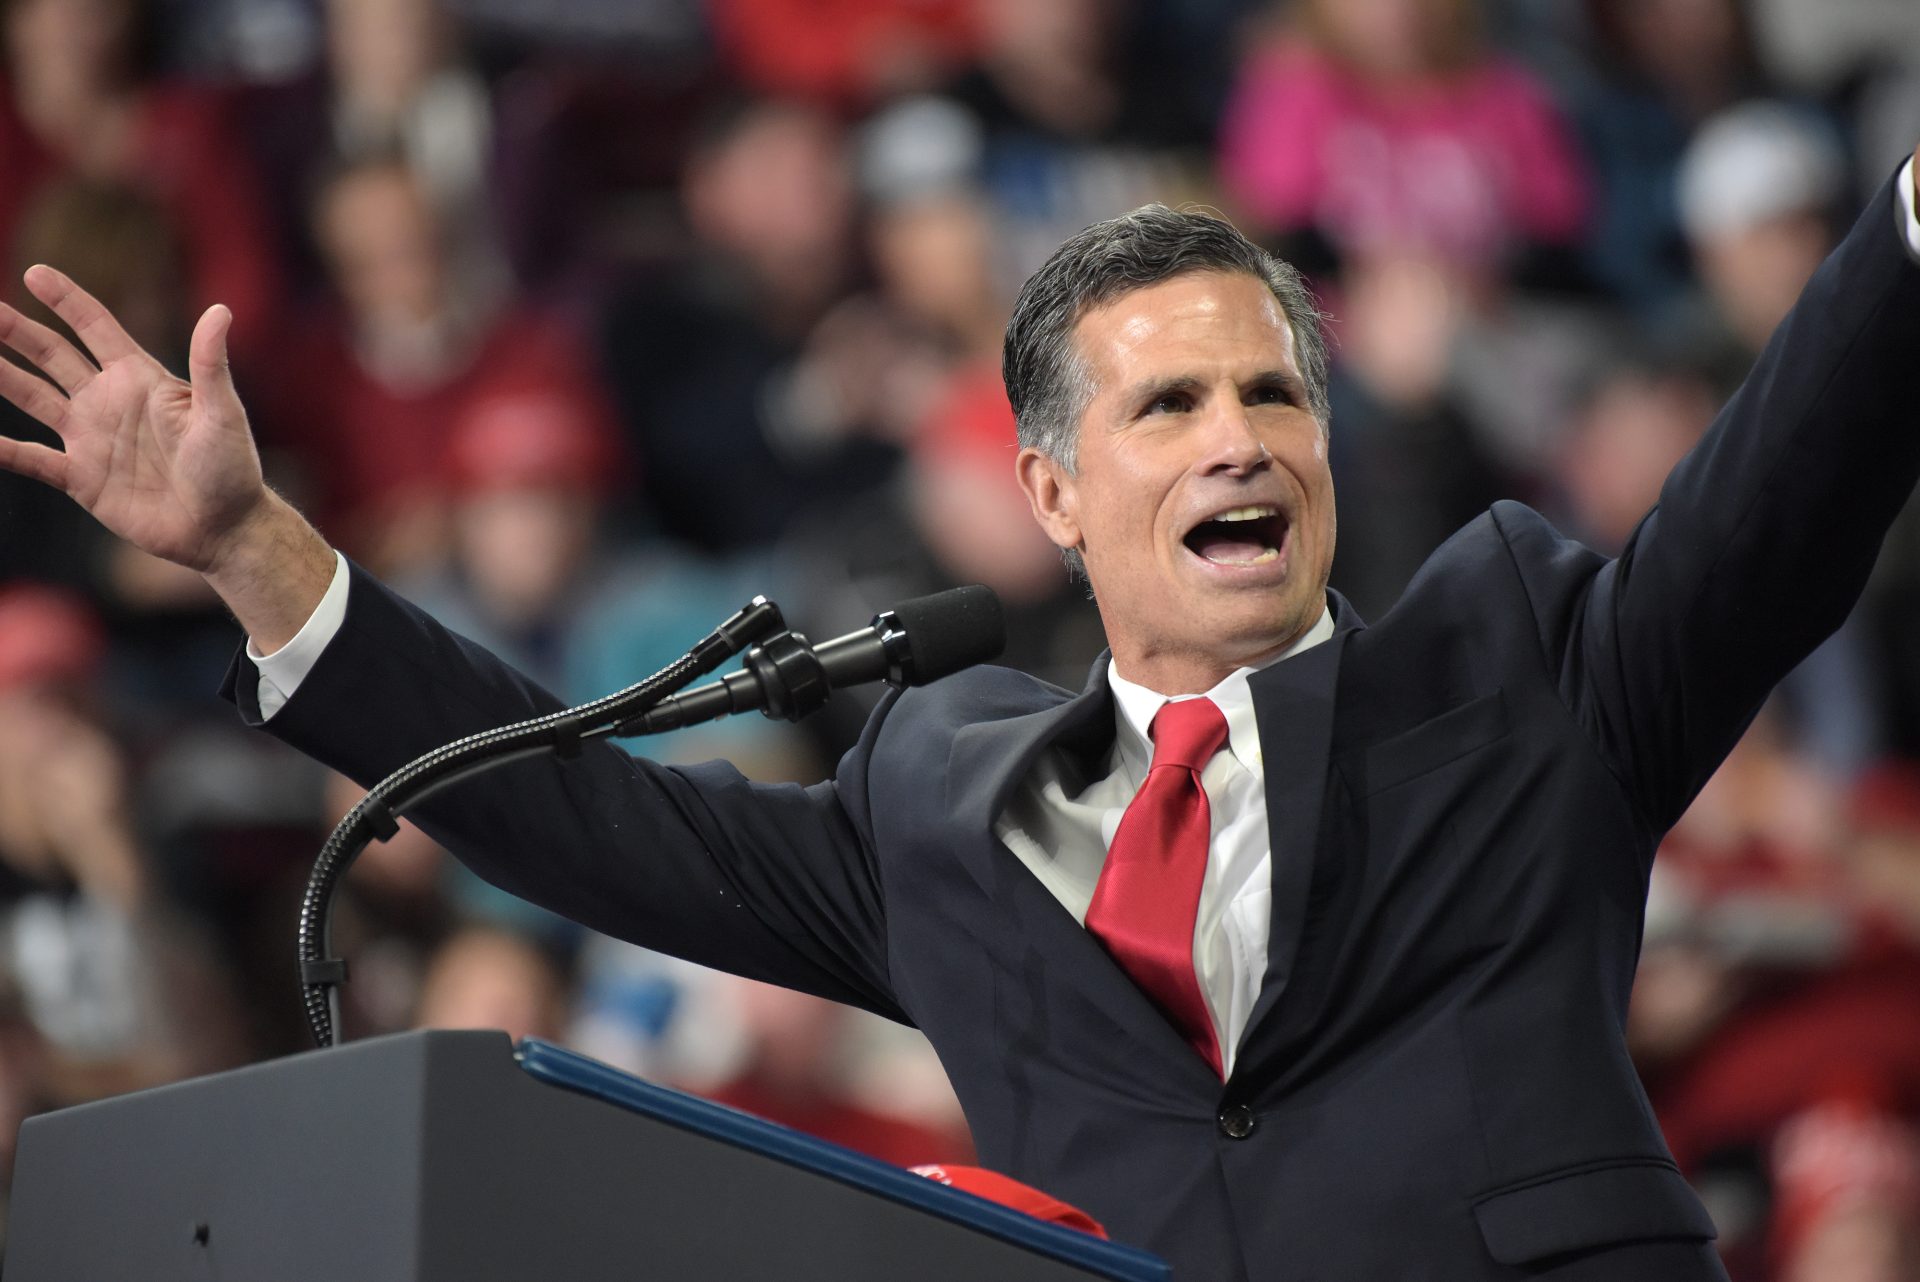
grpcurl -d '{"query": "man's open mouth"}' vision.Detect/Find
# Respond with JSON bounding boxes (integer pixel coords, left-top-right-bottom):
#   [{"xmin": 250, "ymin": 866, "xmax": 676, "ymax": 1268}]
[{"xmin": 1182, "ymin": 505, "xmax": 1287, "ymax": 566}]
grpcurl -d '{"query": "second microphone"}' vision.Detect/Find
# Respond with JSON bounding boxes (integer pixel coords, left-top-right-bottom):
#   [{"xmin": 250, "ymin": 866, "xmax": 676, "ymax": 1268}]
[{"xmin": 620, "ymin": 585, "xmax": 1005, "ymax": 735}]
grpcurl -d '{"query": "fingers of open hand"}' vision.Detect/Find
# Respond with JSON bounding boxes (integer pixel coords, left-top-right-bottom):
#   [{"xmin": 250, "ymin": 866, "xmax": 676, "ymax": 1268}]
[
  {"xmin": 0, "ymin": 297, "xmax": 98, "ymax": 394},
  {"xmin": 188, "ymin": 304, "xmax": 236, "ymax": 397},
  {"xmin": 0, "ymin": 355, "xmax": 69, "ymax": 433},
  {"xmin": 0, "ymin": 434, "xmax": 68, "ymax": 491},
  {"xmin": 23, "ymin": 265, "xmax": 140, "ymax": 368}
]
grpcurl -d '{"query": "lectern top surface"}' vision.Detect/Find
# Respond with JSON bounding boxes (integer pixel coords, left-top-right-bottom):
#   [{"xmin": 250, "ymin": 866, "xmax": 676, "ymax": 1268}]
[{"xmin": 515, "ymin": 1037, "xmax": 1173, "ymax": 1282}]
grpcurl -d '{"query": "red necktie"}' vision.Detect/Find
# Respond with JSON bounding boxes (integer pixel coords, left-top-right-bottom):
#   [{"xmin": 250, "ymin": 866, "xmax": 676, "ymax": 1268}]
[{"xmin": 1085, "ymin": 696, "xmax": 1229, "ymax": 1077}]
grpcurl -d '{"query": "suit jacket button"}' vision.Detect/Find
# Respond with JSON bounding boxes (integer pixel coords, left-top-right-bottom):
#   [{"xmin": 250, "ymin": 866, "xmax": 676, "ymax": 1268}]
[{"xmin": 1218, "ymin": 1104, "xmax": 1256, "ymax": 1139}]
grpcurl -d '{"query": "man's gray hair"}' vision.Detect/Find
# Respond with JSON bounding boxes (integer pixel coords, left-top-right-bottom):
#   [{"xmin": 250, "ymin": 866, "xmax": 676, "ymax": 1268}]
[{"xmin": 1002, "ymin": 204, "xmax": 1330, "ymax": 475}]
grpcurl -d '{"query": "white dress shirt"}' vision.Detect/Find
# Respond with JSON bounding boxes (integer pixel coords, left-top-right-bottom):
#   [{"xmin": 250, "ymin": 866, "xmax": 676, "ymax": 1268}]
[
  {"xmin": 249, "ymin": 158, "xmax": 1920, "ymax": 1072},
  {"xmin": 251, "ymin": 549, "xmax": 352, "ymax": 720},
  {"xmin": 994, "ymin": 610, "xmax": 1335, "ymax": 1077},
  {"xmin": 1905, "ymin": 155, "xmax": 1920, "ymax": 254}
]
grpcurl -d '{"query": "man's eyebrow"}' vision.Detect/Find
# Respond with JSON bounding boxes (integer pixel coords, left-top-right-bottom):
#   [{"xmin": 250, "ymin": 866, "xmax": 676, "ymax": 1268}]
[
  {"xmin": 1119, "ymin": 374, "xmax": 1205, "ymax": 408},
  {"xmin": 1249, "ymin": 369, "xmax": 1308, "ymax": 399},
  {"xmin": 1117, "ymin": 370, "xmax": 1308, "ymax": 407}
]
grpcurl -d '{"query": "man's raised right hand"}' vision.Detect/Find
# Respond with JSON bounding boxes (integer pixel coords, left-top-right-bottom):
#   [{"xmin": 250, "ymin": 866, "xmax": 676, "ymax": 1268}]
[{"xmin": 0, "ymin": 267, "xmax": 336, "ymax": 652}]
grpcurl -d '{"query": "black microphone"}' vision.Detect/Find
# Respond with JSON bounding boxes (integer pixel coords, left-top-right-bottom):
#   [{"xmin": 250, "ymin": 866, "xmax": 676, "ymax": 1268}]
[{"xmin": 622, "ymin": 586, "xmax": 1005, "ymax": 734}]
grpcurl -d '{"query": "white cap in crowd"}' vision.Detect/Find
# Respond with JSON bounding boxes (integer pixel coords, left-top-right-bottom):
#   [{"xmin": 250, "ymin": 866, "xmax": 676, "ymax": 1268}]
[{"xmin": 1677, "ymin": 101, "xmax": 1847, "ymax": 241}]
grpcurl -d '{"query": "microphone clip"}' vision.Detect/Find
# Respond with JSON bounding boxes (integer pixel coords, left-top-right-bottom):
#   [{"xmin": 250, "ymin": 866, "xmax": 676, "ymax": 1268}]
[
  {"xmin": 744, "ymin": 631, "xmax": 833, "ymax": 722},
  {"xmin": 867, "ymin": 609, "xmax": 914, "ymax": 687}
]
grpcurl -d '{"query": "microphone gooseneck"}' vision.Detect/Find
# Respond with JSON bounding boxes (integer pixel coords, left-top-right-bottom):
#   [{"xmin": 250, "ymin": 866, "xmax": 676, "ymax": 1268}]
[
  {"xmin": 296, "ymin": 587, "xmax": 1003, "ymax": 1049},
  {"xmin": 297, "ymin": 595, "xmax": 786, "ymax": 1049}
]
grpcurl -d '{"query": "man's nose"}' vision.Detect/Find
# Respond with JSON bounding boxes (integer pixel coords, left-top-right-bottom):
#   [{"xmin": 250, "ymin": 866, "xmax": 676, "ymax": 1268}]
[{"xmin": 1197, "ymin": 402, "xmax": 1271, "ymax": 474}]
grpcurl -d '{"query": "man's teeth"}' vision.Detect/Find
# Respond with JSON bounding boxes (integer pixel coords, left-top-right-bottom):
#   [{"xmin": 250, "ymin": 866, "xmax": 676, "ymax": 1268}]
[{"xmin": 1193, "ymin": 505, "xmax": 1282, "ymax": 564}]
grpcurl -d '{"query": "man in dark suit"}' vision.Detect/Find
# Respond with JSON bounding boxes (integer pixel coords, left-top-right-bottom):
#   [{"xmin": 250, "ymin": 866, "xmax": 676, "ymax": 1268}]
[{"xmin": 1, "ymin": 149, "xmax": 1918, "ymax": 1281}]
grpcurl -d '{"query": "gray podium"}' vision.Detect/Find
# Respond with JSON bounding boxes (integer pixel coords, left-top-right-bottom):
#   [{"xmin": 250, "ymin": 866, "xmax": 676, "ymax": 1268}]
[{"xmin": 5, "ymin": 1030, "xmax": 1170, "ymax": 1281}]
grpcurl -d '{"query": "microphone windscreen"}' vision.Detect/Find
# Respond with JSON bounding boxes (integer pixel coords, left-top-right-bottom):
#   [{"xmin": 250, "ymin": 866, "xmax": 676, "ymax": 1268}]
[{"xmin": 892, "ymin": 585, "xmax": 1005, "ymax": 684}]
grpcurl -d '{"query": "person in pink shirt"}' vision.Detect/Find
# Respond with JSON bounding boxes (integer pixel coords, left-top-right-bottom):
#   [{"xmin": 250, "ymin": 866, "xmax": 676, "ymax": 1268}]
[{"xmin": 1218, "ymin": 0, "xmax": 1590, "ymax": 276}]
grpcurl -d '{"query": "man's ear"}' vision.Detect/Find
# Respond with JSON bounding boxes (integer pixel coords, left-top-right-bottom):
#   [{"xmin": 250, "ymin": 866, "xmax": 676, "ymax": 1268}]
[{"xmin": 1015, "ymin": 447, "xmax": 1083, "ymax": 554}]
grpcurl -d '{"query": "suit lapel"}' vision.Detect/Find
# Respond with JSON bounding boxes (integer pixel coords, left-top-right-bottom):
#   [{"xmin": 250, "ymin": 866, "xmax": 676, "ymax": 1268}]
[
  {"xmin": 1233, "ymin": 594, "xmax": 1360, "ymax": 1079},
  {"xmin": 944, "ymin": 666, "xmax": 1110, "ymax": 900},
  {"xmin": 946, "ymin": 663, "xmax": 1221, "ymax": 1078}
]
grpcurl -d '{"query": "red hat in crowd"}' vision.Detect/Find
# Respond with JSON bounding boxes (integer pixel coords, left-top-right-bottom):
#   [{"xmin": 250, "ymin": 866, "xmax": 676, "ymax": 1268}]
[
  {"xmin": 0, "ymin": 583, "xmax": 104, "ymax": 693},
  {"xmin": 910, "ymin": 1163, "xmax": 1109, "ymax": 1238},
  {"xmin": 915, "ymin": 361, "xmax": 1017, "ymax": 468},
  {"xmin": 1851, "ymin": 764, "xmax": 1920, "ymax": 834},
  {"xmin": 445, "ymin": 392, "xmax": 623, "ymax": 499},
  {"xmin": 1770, "ymin": 1099, "xmax": 1920, "ymax": 1270}
]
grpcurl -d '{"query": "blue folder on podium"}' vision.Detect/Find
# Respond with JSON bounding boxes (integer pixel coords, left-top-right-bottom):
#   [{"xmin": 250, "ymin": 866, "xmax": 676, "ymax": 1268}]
[{"xmin": 5, "ymin": 1029, "xmax": 1172, "ymax": 1281}]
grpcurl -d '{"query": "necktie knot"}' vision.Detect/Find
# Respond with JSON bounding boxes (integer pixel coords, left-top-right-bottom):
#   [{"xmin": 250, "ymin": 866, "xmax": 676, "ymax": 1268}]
[{"xmin": 1148, "ymin": 697, "xmax": 1229, "ymax": 774}]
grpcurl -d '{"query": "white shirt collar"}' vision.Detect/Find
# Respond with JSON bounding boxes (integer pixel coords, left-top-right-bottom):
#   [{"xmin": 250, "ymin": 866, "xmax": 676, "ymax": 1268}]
[{"xmin": 1106, "ymin": 605, "xmax": 1337, "ymax": 778}]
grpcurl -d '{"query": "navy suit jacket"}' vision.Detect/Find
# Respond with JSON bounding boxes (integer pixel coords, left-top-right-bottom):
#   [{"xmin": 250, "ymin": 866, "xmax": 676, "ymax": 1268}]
[{"xmin": 231, "ymin": 175, "xmax": 1920, "ymax": 1280}]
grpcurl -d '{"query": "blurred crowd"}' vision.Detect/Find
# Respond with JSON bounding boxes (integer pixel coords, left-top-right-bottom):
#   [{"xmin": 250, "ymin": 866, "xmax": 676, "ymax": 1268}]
[{"xmin": 0, "ymin": 0, "xmax": 1917, "ymax": 1274}]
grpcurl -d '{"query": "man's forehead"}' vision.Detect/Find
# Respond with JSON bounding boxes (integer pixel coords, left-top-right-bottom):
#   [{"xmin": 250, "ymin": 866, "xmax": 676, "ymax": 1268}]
[{"xmin": 1072, "ymin": 270, "xmax": 1298, "ymax": 379}]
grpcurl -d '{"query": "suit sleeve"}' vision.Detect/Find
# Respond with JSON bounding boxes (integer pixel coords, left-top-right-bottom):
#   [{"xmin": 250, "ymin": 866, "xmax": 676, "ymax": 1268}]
[
  {"xmin": 221, "ymin": 561, "xmax": 906, "ymax": 1022},
  {"xmin": 1496, "ymin": 166, "xmax": 1920, "ymax": 834}
]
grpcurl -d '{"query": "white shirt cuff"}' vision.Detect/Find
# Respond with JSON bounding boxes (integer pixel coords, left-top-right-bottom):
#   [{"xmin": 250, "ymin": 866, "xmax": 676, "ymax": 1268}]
[
  {"xmin": 1899, "ymin": 156, "xmax": 1920, "ymax": 264},
  {"xmin": 248, "ymin": 550, "xmax": 351, "ymax": 720}
]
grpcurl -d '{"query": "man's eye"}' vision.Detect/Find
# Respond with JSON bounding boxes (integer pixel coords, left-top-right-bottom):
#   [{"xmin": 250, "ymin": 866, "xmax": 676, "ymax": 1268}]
[
  {"xmin": 1148, "ymin": 393, "xmax": 1189, "ymax": 414},
  {"xmin": 1248, "ymin": 384, "xmax": 1291, "ymax": 405}
]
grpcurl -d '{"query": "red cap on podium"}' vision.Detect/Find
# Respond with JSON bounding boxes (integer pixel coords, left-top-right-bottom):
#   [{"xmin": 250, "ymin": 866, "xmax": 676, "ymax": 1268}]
[{"xmin": 909, "ymin": 1164, "xmax": 1109, "ymax": 1239}]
